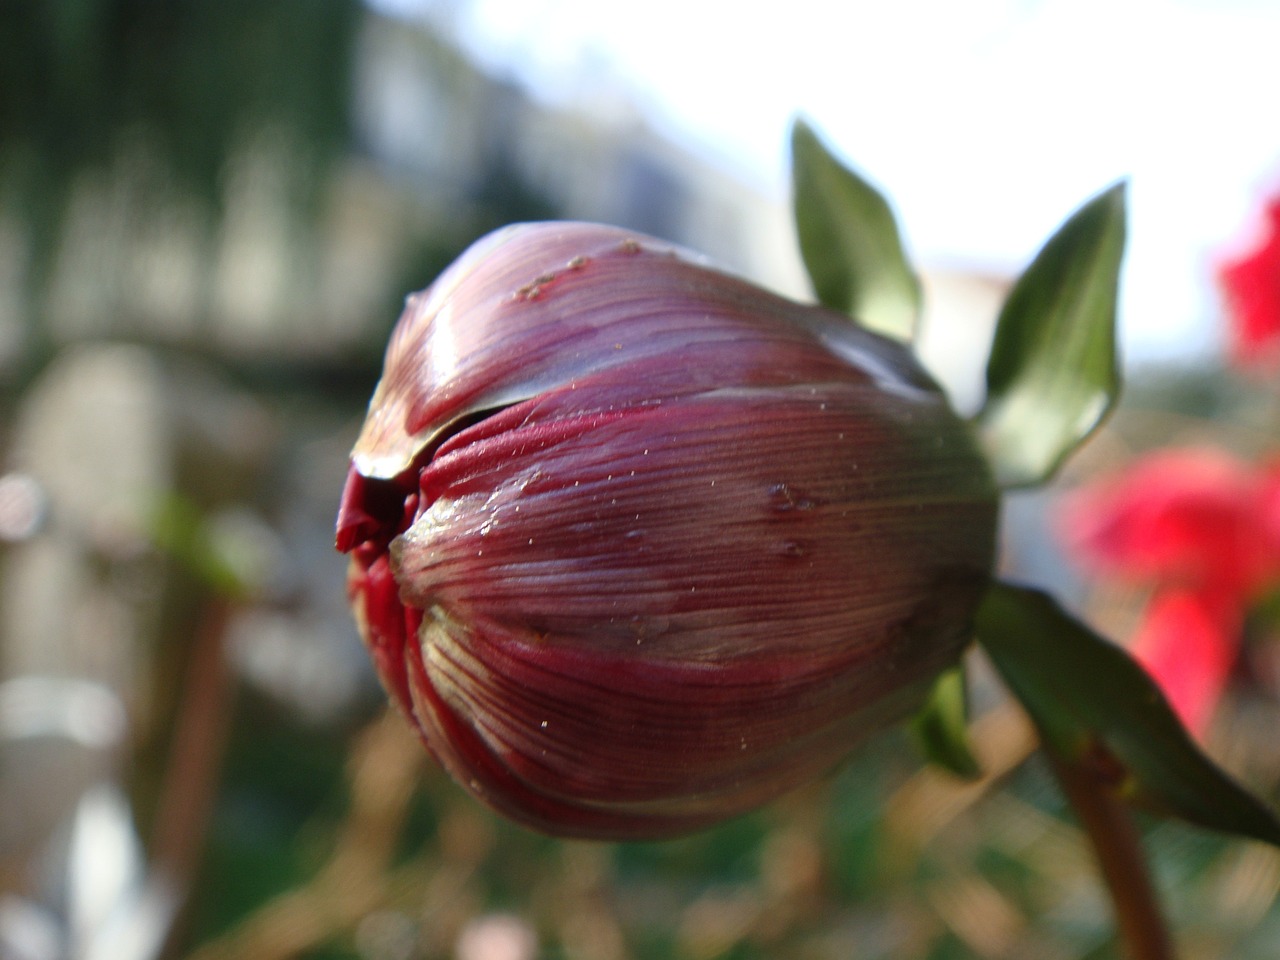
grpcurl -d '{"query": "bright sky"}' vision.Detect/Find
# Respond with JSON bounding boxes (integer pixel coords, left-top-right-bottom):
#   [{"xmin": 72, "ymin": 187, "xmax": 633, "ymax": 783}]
[{"xmin": 374, "ymin": 0, "xmax": 1280, "ymax": 365}]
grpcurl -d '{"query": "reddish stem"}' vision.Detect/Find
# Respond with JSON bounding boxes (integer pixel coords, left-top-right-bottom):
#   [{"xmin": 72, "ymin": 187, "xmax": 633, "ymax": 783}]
[
  {"xmin": 150, "ymin": 597, "xmax": 238, "ymax": 953},
  {"xmin": 1047, "ymin": 751, "xmax": 1174, "ymax": 960}
]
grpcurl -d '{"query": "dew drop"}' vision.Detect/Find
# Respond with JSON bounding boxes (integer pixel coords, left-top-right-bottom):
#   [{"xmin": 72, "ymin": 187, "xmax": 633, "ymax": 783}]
[
  {"xmin": 768, "ymin": 482, "xmax": 815, "ymax": 512},
  {"xmin": 777, "ymin": 540, "xmax": 805, "ymax": 559}
]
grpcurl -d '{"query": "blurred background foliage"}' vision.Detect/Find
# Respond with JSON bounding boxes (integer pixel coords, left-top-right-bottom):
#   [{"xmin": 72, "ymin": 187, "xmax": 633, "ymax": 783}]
[{"xmin": 0, "ymin": 3, "xmax": 1277, "ymax": 960}]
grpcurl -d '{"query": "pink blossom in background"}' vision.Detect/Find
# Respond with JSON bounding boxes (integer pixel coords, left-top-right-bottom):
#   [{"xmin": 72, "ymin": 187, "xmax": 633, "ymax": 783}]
[
  {"xmin": 1059, "ymin": 448, "xmax": 1280, "ymax": 735},
  {"xmin": 1062, "ymin": 449, "xmax": 1280, "ymax": 595},
  {"xmin": 1218, "ymin": 194, "xmax": 1280, "ymax": 367},
  {"xmin": 1127, "ymin": 588, "xmax": 1242, "ymax": 738}
]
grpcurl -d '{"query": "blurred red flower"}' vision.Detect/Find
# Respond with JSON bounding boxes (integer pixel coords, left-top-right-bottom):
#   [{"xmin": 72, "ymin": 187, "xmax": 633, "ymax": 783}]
[
  {"xmin": 1060, "ymin": 448, "xmax": 1280, "ymax": 735},
  {"xmin": 1219, "ymin": 195, "xmax": 1280, "ymax": 366}
]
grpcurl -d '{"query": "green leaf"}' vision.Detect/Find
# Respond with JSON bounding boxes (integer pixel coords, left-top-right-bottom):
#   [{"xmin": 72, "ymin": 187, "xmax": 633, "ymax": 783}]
[
  {"xmin": 911, "ymin": 664, "xmax": 982, "ymax": 780},
  {"xmin": 976, "ymin": 581, "xmax": 1280, "ymax": 847},
  {"xmin": 790, "ymin": 118, "xmax": 922, "ymax": 342},
  {"xmin": 977, "ymin": 182, "xmax": 1126, "ymax": 488}
]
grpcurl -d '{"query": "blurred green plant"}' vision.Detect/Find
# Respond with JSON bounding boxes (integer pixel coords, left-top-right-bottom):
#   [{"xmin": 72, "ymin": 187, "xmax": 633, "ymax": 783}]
[{"xmin": 0, "ymin": 0, "xmax": 359, "ymax": 254}]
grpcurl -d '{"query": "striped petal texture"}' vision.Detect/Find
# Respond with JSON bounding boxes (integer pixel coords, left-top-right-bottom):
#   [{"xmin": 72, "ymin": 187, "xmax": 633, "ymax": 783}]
[{"xmin": 336, "ymin": 222, "xmax": 998, "ymax": 839}]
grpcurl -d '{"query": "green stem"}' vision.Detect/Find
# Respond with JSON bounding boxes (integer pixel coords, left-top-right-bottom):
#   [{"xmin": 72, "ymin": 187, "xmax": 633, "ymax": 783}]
[{"xmin": 1047, "ymin": 751, "xmax": 1174, "ymax": 960}]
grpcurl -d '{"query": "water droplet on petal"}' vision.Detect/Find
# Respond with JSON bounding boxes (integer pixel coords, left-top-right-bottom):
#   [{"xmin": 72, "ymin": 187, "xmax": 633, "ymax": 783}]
[{"xmin": 767, "ymin": 483, "xmax": 815, "ymax": 512}]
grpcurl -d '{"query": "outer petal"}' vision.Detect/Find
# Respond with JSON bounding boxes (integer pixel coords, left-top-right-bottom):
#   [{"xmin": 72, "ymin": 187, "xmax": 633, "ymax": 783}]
[
  {"xmin": 395, "ymin": 386, "xmax": 992, "ymax": 661},
  {"xmin": 348, "ymin": 222, "xmax": 934, "ymax": 481},
  {"xmin": 403, "ymin": 610, "xmax": 943, "ymax": 838},
  {"xmin": 384, "ymin": 381, "xmax": 994, "ymax": 837}
]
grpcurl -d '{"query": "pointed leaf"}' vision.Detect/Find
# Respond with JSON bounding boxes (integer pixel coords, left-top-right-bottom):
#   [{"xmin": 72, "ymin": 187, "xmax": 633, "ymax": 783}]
[
  {"xmin": 978, "ymin": 182, "xmax": 1126, "ymax": 488},
  {"xmin": 976, "ymin": 581, "xmax": 1280, "ymax": 847},
  {"xmin": 791, "ymin": 119, "xmax": 922, "ymax": 341},
  {"xmin": 911, "ymin": 664, "xmax": 982, "ymax": 780}
]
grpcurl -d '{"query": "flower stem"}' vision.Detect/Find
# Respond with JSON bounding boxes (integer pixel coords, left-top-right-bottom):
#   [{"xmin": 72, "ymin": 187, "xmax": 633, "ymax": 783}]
[
  {"xmin": 1047, "ymin": 751, "xmax": 1174, "ymax": 960},
  {"xmin": 150, "ymin": 596, "xmax": 237, "ymax": 954}
]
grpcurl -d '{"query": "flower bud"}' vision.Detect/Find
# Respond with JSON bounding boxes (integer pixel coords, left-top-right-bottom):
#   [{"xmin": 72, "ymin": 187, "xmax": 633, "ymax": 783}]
[{"xmin": 336, "ymin": 222, "xmax": 998, "ymax": 839}]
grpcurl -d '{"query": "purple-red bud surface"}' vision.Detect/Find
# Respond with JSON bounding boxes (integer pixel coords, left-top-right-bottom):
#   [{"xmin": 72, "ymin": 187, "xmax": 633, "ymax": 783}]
[{"xmin": 336, "ymin": 222, "xmax": 998, "ymax": 839}]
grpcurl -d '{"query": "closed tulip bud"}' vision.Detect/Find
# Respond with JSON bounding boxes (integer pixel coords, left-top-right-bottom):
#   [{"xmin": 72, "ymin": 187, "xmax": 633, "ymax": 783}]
[{"xmin": 336, "ymin": 222, "xmax": 998, "ymax": 840}]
